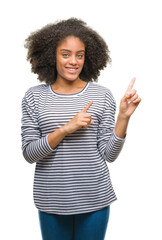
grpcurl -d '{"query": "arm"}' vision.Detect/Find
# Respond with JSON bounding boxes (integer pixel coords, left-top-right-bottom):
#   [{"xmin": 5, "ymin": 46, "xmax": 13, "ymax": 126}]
[
  {"xmin": 47, "ymin": 127, "xmax": 67, "ymax": 149},
  {"xmin": 97, "ymin": 91, "xmax": 126, "ymax": 163},
  {"xmin": 21, "ymin": 88, "xmax": 94, "ymax": 164},
  {"xmin": 115, "ymin": 115, "xmax": 129, "ymax": 139},
  {"xmin": 21, "ymin": 89, "xmax": 67, "ymax": 164}
]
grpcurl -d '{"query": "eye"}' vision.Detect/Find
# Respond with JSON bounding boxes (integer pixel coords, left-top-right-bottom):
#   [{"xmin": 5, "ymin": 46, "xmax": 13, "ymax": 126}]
[
  {"xmin": 77, "ymin": 55, "xmax": 84, "ymax": 59},
  {"xmin": 62, "ymin": 53, "xmax": 69, "ymax": 57}
]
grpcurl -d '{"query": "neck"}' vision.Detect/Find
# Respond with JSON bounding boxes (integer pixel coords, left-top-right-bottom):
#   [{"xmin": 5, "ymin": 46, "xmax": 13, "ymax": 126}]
[{"xmin": 53, "ymin": 78, "xmax": 86, "ymax": 90}]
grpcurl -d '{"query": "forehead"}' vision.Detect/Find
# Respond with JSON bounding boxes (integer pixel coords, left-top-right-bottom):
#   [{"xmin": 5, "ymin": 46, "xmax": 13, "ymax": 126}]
[{"xmin": 57, "ymin": 36, "xmax": 85, "ymax": 51}]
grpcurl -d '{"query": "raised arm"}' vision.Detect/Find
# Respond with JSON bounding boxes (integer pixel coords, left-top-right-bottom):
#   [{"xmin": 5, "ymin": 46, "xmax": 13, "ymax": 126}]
[
  {"xmin": 115, "ymin": 77, "xmax": 141, "ymax": 138},
  {"xmin": 97, "ymin": 90, "xmax": 126, "ymax": 163}
]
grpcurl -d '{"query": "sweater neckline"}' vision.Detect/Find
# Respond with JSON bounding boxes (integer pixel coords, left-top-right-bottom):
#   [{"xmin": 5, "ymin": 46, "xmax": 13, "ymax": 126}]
[{"xmin": 49, "ymin": 82, "xmax": 90, "ymax": 97}]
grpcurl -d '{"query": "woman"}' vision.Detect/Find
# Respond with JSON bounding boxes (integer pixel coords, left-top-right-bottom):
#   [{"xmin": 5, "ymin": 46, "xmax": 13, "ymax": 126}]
[{"xmin": 21, "ymin": 18, "xmax": 141, "ymax": 240}]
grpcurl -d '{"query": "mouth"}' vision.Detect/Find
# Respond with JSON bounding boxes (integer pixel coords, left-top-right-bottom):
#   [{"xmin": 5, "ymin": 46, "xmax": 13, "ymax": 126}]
[{"xmin": 66, "ymin": 67, "xmax": 79, "ymax": 73}]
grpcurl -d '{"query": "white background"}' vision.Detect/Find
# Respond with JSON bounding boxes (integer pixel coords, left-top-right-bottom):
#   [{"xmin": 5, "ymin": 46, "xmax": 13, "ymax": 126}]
[{"xmin": 1, "ymin": 0, "xmax": 162, "ymax": 239}]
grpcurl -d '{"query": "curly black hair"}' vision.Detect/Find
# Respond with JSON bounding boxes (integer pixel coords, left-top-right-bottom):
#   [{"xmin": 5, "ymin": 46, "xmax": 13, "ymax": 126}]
[{"xmin": 24, "ymin": 18, "xmax": 112, "ymax": 84}]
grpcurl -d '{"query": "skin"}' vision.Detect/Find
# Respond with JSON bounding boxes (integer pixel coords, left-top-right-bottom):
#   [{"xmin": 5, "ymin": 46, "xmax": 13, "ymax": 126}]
[
  {"xmin": 51, "ymin": 36, "xmax": 86, "ymax": 94},
  {"xmin": 48, "ymin": 36, "xmax": 141, "ymax": 149}
]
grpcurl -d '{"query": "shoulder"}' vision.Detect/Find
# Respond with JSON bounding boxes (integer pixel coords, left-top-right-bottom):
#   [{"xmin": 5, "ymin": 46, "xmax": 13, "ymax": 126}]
[
  {"xmin": 22, "ymin": 84, "xmax": 49, "ymax": 108},
  {"xmin": 23, "ymin": 83, "xmax": 49, "ymax": 100},
  {"xmin": 24, "ymin": 83, "xmax": 48, "ymax": 97},
  {"xmin": 89, "ymin": 82, "xmax": 115, "ymax": 104}
]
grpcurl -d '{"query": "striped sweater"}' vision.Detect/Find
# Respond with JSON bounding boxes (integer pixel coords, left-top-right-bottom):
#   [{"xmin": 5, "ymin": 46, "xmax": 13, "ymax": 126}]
[{"xmin": 21, "ymin": 81, "xmax": 125, "ymax": 215}]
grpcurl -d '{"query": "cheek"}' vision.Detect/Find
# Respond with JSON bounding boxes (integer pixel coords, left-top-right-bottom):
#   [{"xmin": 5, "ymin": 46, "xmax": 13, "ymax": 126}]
[
  {"xmin": 56, "ymin": 57, "xmax": 66, "ymax": 72},
  {"xmin": 79, "ymin": 56, "xmax": 84, "ymax": 66},
  {"xmin": 81, "ymin": 59, "xmax": 85, "ymax": 68},
  {"xmin": 82, "ymin": 56, "xmax": 85, "ymax": 64}
]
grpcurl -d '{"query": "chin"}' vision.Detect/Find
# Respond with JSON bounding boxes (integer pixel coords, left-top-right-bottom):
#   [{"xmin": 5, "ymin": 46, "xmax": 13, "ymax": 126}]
[{"xmin": 64, "ymin": 75, "xmax": 80, "ymax": 82}]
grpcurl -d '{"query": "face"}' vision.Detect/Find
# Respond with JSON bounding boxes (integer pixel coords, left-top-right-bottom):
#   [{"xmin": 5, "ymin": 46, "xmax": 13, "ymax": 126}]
[{"xmin": 56, "ymin": 36, "xmax": 85, "ymax": 83}]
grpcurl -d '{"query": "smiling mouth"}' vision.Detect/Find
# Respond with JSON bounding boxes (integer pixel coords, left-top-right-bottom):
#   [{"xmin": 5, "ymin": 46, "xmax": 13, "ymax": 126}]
[{"xmin": 66, "ymin": 67, "xmax": 79, "ymax": 73}]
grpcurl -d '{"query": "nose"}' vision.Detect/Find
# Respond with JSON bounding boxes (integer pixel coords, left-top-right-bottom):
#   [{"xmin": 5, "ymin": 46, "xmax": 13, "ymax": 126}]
[{"xmin": 69, "ymin": 55, "xmax": 77, "ymax": 65}]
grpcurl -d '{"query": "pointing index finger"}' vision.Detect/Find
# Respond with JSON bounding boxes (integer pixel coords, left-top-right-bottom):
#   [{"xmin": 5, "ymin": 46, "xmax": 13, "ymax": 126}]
[
  {"xmin": 126, "ymin": 77, "xmax": 136, "ymax": 92},
  {"xmin": 82, "ymin": 101, "xmax": 93, "ymax": 112}
]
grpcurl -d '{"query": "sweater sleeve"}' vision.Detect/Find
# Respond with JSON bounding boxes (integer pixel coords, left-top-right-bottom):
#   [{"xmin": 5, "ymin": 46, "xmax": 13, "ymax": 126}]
[
  {"xmin": 21, "ymin": 88, "xmax": 55, "ymax": 164},
  {"xmin": 97, "ymin": 90, "xmax": 126, "ymax": 163}
]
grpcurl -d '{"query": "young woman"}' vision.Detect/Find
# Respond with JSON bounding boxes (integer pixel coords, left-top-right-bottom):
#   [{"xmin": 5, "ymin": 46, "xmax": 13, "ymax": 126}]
[{"xmin": 21, "ymin": 18, "xmax": 141, "ymax": 240}]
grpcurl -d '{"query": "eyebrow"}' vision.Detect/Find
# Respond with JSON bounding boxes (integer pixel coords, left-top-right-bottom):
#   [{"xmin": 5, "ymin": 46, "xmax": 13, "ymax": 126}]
[{"xmin": 60, "ymin": 49, "xmax": 85, "ymax": 53}]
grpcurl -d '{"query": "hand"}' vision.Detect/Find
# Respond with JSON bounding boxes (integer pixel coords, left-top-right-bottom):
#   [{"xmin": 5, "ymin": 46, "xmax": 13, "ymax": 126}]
[
  {"xmin": 63, "ymin": 101, "xmax": 94, "ymax": 134},
  {"xmin": 119, "ymin": 77, "xmax": 141, "ymax": 119}
]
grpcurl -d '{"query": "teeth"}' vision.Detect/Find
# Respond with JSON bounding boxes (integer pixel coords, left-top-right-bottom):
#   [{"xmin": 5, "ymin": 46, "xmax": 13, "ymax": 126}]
[{"xmin": 67, "ymin": 68, "xmax": 77, "ymax": 72}]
